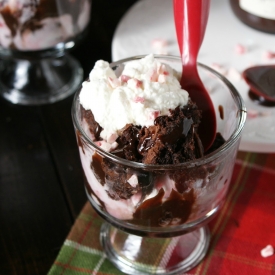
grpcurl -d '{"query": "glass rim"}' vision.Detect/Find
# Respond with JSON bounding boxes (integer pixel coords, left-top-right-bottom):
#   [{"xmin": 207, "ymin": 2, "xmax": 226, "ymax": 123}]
[{"xmin": 72, "ymin": 54, "xmax": 247, "ymax": 170}]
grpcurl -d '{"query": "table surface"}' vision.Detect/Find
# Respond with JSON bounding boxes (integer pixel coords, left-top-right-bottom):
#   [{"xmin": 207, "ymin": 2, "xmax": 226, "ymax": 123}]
[
  {"xmin": 1, "ymin": 1, "xmax": 275, "ymax": 275},
  {"xmin": 0, "ymin": 1, "xmax": 137, "ymax": 274}
]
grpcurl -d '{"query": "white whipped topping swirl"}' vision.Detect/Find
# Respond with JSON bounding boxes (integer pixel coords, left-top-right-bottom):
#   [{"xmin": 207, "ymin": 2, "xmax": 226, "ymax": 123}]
[{"xmin": 79, "ymin": 54, "xmax": 189, "ymax": 141}]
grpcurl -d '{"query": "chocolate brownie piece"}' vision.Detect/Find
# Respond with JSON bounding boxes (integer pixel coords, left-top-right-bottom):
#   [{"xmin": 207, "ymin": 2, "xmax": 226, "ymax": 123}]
[
  {"xmin": 81, "ymin": 106, "xmax": 102, "ymax": 140},
  {"xmin": 119, "ymin": 101, "xmax": 203, "ymax": 164}
]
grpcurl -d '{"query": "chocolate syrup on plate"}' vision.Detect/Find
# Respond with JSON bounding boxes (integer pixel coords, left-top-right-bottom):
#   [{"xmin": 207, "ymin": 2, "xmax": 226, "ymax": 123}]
[{"xmin": 243, "ymin": 65, "xmax": 275, "ymax": 106}]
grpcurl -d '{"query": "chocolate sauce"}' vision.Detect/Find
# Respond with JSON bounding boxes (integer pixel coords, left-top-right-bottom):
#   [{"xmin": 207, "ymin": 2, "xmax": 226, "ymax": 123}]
[
  {"xmin": 91, "ymin": 152, "xmax": 141, "ymax": 200},
  {"xmin": 132, "ymin": 188, "xmax": 194, "ymax": 227},
  {"xmin": 243, "ymin": 65, "xmax": 275, "ymax": 106},
  {"xmin": 1, "ymin": 6, "xmax": 19, "ymax": 36},
  {"xmin": 170, "ymin": 165, "xmax": 208, "ymax": 193},
  {"xmin": 91, "ymin": 153, "xmax": 105, "ymax": 185},
  {"xmin": 138, "ymin": 136, "xmax": 154, "ymax": 154},
  {"xmin": 182, "ymin": 117, "xmax": 193, "ymax": 136},
  {"xmin": 77, "ymin": 130, "xmax": 85, "ymax": 154},
  {"xmin": 206, "ymin": 133, "xmax": 226, "ymax": 154},
  {"xmin": 218, "ymin": 105, "xmax": 224, "ymax": 120},
  {"xmin": 230, "ymin": 0, "xmax": 275, "ymax": 34},
  {"xmin": 248, "ymin": 90, "xmax": 275, "ymax": 107}
]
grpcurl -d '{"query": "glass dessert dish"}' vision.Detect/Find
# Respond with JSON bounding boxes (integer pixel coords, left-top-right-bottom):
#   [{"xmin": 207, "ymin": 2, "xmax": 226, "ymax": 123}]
[
  {"xmin": 0, "ymin": 0, "xmax": 91, "ymax": 105},
  {"xmin": 72, "ymin": 55, "xmax": 246, "ymax": 275}
]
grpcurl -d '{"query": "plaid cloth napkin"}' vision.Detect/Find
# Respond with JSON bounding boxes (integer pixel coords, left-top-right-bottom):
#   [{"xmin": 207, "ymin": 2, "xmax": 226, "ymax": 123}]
[{"xmin": 48, "ymin": 152, "xmax": 275, "ymax": 275}]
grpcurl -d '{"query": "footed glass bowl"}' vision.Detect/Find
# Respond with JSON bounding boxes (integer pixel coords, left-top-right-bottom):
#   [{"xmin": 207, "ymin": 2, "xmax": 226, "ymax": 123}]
[
  {"xmin": 72, "ymin": 55, "xmax": 246, "ymax": 274},
  {"xmin": 0, "ymin": 0, "xmax": 91, "ymax": 105}
]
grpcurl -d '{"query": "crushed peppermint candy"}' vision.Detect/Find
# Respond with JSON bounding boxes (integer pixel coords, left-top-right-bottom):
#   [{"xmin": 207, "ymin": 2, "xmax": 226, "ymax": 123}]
[
  {"xmin": 133, "ymin": 96, "xmax": 145, "ymax": 103},
  {"xmin": 151, "ymin": 38, "xmax": 168, "ymax": 55},
  {"xmin": 127, "ymin": 174, "xmax": 139, "ymax": 188},
  {"xmin": 227, "ymin": 67, "xmax": 242, "ymax": 82},
  {"xmin": 210, "ymin": 63, "xmax": 227, "ymax": 76},
  {"xmin": 149, "ymin": 110, "xmax": 160, "ymax": 121},
  {"xmin": 234, "ymin": 44, "xmax": 247, "ymax": 55},
  {"xmin": 260, "ymin": 245, "xmax": 274, "ymax": 258},
  {"xmin": 263, "ymin": 51, "xmax": 275, "ymax": 60},
  {"xmin": 247, "ymin": 109, "xmax": 272, "ymax": 119}
]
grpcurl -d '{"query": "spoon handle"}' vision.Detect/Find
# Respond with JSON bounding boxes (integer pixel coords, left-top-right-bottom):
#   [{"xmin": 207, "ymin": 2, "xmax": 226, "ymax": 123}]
[
  {"xmin": 173, "ymin": 0, "xmax": 216, "ymax": 152},
  {"xmin": 173, "ymin": 0, "xmax": 210, "ymax": 68}
]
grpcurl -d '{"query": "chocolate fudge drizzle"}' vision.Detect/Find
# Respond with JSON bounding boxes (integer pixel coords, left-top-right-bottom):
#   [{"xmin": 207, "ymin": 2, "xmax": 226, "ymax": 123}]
[{"xmin": 132, "ymin": 188, "xmax": 195, "ymax": 227}]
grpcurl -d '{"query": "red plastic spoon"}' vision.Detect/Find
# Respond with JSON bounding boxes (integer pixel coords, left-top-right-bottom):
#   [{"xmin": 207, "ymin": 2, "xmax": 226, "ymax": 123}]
[{"xmin": 173, "ymin": 0, "xmax": 216, "ymax": 152}]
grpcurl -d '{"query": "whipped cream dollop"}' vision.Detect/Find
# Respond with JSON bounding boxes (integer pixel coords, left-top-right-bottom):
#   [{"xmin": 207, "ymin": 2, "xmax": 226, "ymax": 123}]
[{"xmin": 80, "ymin": 54, "xmax": 189, "ymax": 141}]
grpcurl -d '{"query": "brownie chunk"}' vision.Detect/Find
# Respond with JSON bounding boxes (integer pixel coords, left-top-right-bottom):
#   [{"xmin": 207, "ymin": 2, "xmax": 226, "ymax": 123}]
[
  {"xmin": 117, "ymin": 101, "xmax": 203, "ymax": 164},
  {"xmin": 81, "ymin": 106, "xmax": 102, "ymax": 140}
]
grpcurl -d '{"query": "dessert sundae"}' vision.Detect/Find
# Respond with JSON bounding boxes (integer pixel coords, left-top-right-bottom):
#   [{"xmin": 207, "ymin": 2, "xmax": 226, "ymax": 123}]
[
  {"xmin": 75, "ymin": 55, "xmax": 235, "ymax": 228},
  {"xmin": 0, "ymin": 0, "xmax": 90, "ymax": 51}
]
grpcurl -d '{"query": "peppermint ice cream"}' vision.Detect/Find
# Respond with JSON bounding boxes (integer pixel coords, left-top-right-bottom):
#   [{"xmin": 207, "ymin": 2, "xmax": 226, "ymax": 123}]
[
  {"xmin": 75, "ymin": 55, "xmax": 228, "ymax": 227},
  {"xmin": 0, "ymin": 0, "xmax": 90, "ymax": 51}
]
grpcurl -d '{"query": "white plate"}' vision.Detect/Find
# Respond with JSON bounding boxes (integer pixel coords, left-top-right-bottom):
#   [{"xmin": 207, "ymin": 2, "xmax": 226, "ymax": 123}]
[{"xmin": 112, "ymin": 0, "xmax": 275, "ymax": 153}]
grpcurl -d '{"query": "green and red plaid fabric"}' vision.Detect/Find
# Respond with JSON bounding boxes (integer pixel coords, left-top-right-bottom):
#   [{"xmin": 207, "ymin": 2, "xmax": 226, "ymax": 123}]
[{"xmin": 48, "ymin": 152, "xmax": 275, "ymax": 275}]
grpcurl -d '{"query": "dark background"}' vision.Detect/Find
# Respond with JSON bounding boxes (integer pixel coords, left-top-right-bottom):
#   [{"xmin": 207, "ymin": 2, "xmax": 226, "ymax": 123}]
[{"xmin": 0, "ymin": 0, "xmax": 137, "ymax": 274}]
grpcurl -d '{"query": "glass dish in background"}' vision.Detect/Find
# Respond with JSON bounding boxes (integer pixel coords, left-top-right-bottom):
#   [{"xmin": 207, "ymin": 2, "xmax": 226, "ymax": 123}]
[
  {"xmin": 72, "ymin": 55, "xmax": 246, "ymax": 275},
  {"xmin": 0, "ymin": 0, "xmax": 91, "ymax": 105}
]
